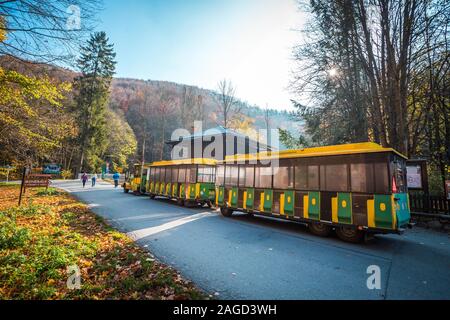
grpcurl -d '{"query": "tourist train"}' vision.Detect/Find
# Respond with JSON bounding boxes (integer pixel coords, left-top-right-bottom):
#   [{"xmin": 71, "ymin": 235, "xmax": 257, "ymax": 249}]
[{"xmin": 123, "ymin": 142, "xmax": 412, "ymax": 243}]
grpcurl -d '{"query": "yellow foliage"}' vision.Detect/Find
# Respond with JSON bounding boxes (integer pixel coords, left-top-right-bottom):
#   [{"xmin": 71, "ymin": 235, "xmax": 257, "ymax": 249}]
[
  {"xmin": 0, "ymin": 65, "xmax": 73, "ymax": 155},
  {"xmin": 0, "ymin": 16, "xmax": 6, "ymax": 42}
]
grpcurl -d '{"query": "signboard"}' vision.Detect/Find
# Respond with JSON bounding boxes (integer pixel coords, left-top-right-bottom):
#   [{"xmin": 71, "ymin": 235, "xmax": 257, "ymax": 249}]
[
  {"xmin": 24, "ymin": 174, "xmax": 52, "ymax": 188},
  {"xmin": 43, "ymin": 164, "xmax": 61, "ymax": 175},
  {"xmin": 407, "ymin": 165, "xmax": 423, "ymax": 189},
  {"xmin": 19, "ymin": 170, "xmax": 52, "ymax": 205}
]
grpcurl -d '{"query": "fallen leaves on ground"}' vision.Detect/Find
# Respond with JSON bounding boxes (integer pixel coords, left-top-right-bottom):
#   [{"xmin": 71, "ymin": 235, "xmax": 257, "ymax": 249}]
[{"xmin": 0, "ymin": 185, "xmax": 206, "ymax": 300}]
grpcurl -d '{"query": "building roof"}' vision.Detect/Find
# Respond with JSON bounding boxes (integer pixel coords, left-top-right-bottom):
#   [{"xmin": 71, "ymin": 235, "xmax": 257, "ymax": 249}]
[
  {"xmin": 150, "ymin": 158, "xmax": 217, "ymax": 167},
  {"xmin": 166, "ymin": 125, "xmax": 273, "ymax": 150},
  {"xmin": 221, "ymin": 142, "xmax": 408, "ymax": 163}
]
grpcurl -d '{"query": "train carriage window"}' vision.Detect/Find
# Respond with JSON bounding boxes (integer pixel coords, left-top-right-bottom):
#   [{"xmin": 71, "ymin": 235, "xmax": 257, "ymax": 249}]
[
  {"xmin": 187, "ymin": 166, "xmax": 197, "ymax": 183},
  {"xmin": 238, "ymin": 166, "xmax": 246, "ymax": 187},
  {"xmin": 245, "ymin": 165, "xmax": 255, "ymax": 188},
  {"xmin": 274, "ymin": 163, "xmax": 294, "ymax": 189},
  {"xmin": 197, "ymin": 166, "xmax": 203, "ymax": 183},
  {"xmin": 225, "ymin": 165, "xmax": 238, "ymax": 186},
  {"xmin": 308, "ymin": 165, "xmax": 319, "ymax": 190},
  {"xmin": 295, "ymin": 164, "xmax": 307, "ymax": 190},
  {"xmin": 392, "ymin": 158, "xmax": 407, "ymax": 193},
  {"xmin": 165, "ymin": 168, "xmax": 172, "ymax": 182},
  {"xmin": 178, "ymin": 167, "xmax": 186, "ymax": 183},
  {"xmin": 198, "ymin": 166, "xmax": 215, "ymax": 183},
  {"xmin": 374, "ymin": 162, "xmax": 389, "ymax": 194},
  {"xmin": 154, "ymin": 167, "xmax": 160, "ymax": 181},
  {"xmin": 351, "ymin": 163, "xmax": 374, "ymax": 193},
  {"xmin": 216, "ymin": 165, "xmax": 225, "ymax": 186},
  {"xmin": 160, "ymin": 168, "xmax": 166, "ymax": 182},
  {"xmin": 323, "ymin": 164, "xmax": 348, "ymax": 192},
  {"xmin": 149, "ymin": 168, "xmax": 155, "ymax": 181},
  {"xmin": 171, "ymin": 167, "xmax": 178, "ymax": 183},
  {"xmin": 255, "ymin": 166, "xmax": 272, "ymax": 189}
]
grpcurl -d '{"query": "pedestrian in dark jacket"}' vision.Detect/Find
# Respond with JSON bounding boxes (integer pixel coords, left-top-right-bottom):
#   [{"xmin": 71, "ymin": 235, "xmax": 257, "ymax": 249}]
[{"xmin": 81, "ymin": 172, "xmax": 88, "ymax": 188}]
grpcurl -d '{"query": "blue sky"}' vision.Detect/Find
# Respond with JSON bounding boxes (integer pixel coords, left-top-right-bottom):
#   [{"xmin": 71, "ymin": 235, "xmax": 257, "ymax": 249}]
[{"xmin": 97, "ymin": 0, "xmax": 306, "ymax": 111}]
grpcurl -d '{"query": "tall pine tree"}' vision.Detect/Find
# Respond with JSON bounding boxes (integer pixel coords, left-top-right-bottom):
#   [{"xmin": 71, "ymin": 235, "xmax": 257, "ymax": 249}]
[{"xmin": 75, "ymin": 32, "xmax": 116, "ymax": 172}]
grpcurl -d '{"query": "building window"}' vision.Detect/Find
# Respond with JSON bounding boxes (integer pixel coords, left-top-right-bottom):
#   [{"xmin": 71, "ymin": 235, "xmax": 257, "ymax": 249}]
[
  {"xmin": 351, "ymin": 163, "xmax": 374, "ymax": 193},
  {"xmin": 255, "ymin": 166, "xmax": 272, "ymax": 189}
]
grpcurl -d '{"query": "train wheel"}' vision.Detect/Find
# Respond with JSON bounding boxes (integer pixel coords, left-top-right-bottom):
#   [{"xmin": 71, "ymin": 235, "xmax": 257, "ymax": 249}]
[
  {"xmin": 206, "ymin": 200, "xmax": 213, "ymax": 208},
  {"xmin": 177, "ymin": 198, "xmax": 185, "ymax": 206},
  {"xmin": 220, "ymin": 207, "xmax": 234, "ymax": 217},
  {"xmin": 308, "ymin": 222, "xmax": 331, "ymax": 237},
  {"xmin": 185, "ymin": 200, "xmax": 194, "ymax": 208},
  {"xmin": 150, "ymin": 194, "xmax": 156, "ymax": 199},
  {"xmin": 336, "ymin": 226, "xmax": 364, "ymax": 243},
  {"xmin": 124, "ymin": 188, "xmax": 129, "ymax": 193}
]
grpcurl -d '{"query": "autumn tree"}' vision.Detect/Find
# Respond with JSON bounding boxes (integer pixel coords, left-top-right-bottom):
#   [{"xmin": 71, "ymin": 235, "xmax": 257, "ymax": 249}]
[
  {"xmin": 0, "ymin": 20, "xmax": 73, "ymax": 167},
  {"xmin": 0, "ymin": 0, "xmax": 101, "ymax": 65},
  {"xmin": 103, "ymin": 109, "xmax": 137, "ymax": 169},
  {"xmin": 289, "ymin": 0, "xmax": 449, "ymax": 193},
  {"xmin": 214, "ymin": 79, "xmax": 241, "ymax": 128},
  {"xmin": 74, "ymin": 32, "xmax": 116, "ymax": 172}
]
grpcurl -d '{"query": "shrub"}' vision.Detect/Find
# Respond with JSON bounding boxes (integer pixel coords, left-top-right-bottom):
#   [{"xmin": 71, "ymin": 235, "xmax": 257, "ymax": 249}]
[
  {"xmin": 61, "ymin": 169, "xmax": 73, "ymax": 180},
  {"xmin": 0, "ymin": 217, "xmax": 30, "ymax": 250},
  {"xmin": 36, "ymin": 187, "xmax": 60, "ymax": 196}
]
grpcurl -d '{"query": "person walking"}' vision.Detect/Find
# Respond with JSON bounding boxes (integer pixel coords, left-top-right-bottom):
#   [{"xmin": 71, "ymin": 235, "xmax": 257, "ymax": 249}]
[
  {"xmin": 91, "ymin": 173, "xmax": 97, "ymax": 187},
  {"xmin": 113, "ymin": 172, "xmax": 120, "ymax": 188},
  {"xmin": 81, "ymin": 172, "xmax": 88, "ymax": 188}
]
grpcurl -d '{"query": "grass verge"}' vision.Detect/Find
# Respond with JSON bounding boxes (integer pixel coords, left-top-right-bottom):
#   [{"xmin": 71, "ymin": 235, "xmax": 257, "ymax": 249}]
[{"xmin": 0, "ymin": 185, "xmax": 206, "ymax": 300}]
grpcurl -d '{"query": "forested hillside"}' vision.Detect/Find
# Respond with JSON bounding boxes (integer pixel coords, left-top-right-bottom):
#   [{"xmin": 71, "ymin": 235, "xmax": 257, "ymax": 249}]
[
  {"xmin": 0, "ymin": 56, "xmax": 297, "ymax": 171},
  {"xmin": 109, "ymin": 78, "xmax": 299, "ymax": 162}
]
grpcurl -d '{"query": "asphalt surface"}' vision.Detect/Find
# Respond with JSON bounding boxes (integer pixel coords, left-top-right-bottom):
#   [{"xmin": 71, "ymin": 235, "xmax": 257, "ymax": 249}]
[{"xmin": 53, "ymin": 180, "xmax": 450, "ymax": 300}]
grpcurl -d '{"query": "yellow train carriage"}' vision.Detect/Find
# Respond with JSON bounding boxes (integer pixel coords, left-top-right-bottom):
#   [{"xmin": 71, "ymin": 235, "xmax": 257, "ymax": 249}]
[
  {"xmin": 148, "ymin": 158, "xmax": 217, "ymax": 207},
  {"xmin": 123, "ymin": 163, "xmax": 151, "ymax": 194},
  {"xmin": 216, "ymin": 142, "xmax": 412, "ymax": 243}
]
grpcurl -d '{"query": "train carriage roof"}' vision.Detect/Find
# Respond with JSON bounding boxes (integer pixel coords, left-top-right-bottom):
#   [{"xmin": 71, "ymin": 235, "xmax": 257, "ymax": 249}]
[
  {"xmin": 150, "ymin": 158, "xmax": 217, "ymax": 167},
  {"xmin": 221, "ymin": 142, "xmax": 408, "ymax": 163}
]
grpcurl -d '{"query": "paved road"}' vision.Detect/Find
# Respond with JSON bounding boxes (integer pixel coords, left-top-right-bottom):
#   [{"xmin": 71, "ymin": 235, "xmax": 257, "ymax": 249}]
[{"xmin": 53, "ymin": 180, "xmax": 450, "ymax": 300}]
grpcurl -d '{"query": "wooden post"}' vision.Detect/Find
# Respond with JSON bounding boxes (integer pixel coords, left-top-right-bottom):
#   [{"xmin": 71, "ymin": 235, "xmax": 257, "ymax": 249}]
[{"xmin": 18, "ymin": 167, "xmax": 26, "ymax": 206}]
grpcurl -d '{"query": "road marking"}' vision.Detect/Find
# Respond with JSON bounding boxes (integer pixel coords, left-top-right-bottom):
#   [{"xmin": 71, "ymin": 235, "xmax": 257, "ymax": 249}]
[{"xmin": 127, "ymin": 211, "xmax": 214, "ymax": 240}]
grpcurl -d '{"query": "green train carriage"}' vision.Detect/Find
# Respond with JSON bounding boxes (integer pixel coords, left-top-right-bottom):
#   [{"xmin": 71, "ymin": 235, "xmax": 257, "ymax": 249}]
[
  {"xmin": 148, "ymin": 158, "xmax": 217, "ymax": 207},
  {"xmin": 215, "ymin": 142, "xmax": 411, "ymax": 243}
]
